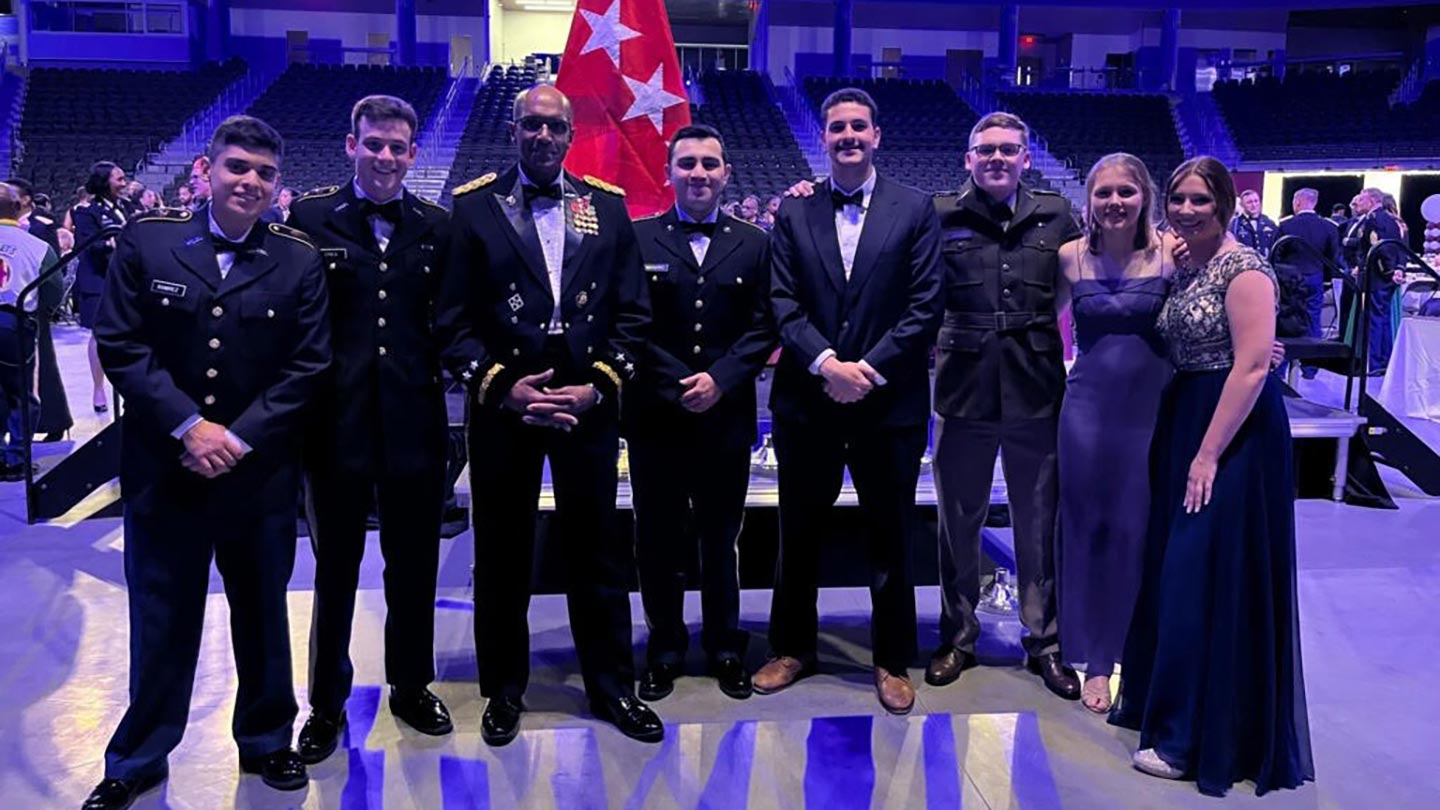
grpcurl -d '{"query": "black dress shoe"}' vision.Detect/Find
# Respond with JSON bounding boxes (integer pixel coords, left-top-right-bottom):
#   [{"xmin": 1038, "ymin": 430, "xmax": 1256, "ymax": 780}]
[
  {"xmin": 389, "ymin": 686, "xmax": 453, "ymax": 736},
  {"xmin": 638, "ymin": 662, "xmax": 680, "ymax": 701},
  {"xmin": 482, "ymin": 696, "xmax": 524, "ymax": 747},
  {"xmin": 711, "ymin": 657, "xmax": 753, "ymax": 700},
  {"xmin": 925, "ymin": 645, "xmax": 977, "ymax": 686},
  {"xmin": 1026, "ymin": 653, "xmax": 1081, "ymax": 701},
  {"xmin": 238, "ymin": 748, "xmax": 308, "ymax": 791},
  {"xmin": 81, "ymin": 770, "xmax": 166, "ymax": 810},
  {"xmin": 590, "ymin": 695, "xmax": 664, "ymax": 743},
  {"xmin": 297, "ymin": 710, "xmax": 346, "ymax": 765}
]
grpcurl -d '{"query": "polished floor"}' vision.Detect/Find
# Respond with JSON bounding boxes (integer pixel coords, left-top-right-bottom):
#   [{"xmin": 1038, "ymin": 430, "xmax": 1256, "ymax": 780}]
[{"xmin": 2, "ymin": 326, "xmax": 1438, "ymax": 808}]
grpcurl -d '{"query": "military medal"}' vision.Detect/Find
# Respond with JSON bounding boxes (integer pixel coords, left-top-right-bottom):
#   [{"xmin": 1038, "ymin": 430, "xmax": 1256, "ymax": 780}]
[{"xmin": 570, "ymin": 195, "xmax": 600, "ymax": 236}]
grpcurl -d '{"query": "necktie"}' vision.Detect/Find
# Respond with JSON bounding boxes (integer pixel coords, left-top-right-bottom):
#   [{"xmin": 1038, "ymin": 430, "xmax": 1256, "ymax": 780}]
[
  {"xmin": 681, "ymin": 221, "xmax": 715, "ymax": 237},
  {"xmin": 523, "ymin": 184, "xmax": 564, "ymax": 205},
  {"xmin": 361, "ymin": 199, "xmax": 403, "ymax": 225},
  {"xmin": 831, "ymin": 188, "xmax": 864, "ymax": 209}
]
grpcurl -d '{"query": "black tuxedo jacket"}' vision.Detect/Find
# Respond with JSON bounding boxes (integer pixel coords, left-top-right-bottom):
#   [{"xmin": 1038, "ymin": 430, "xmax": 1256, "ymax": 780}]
[
  {"xmin": 625, "ymin": 208, "xmax": 775, "ymax": 447},
  {"xmin": 288, "ymin": 182, "xmax": 451, "ymax": 476},
  {"xmin": 768, "ymin": 174, "xmax": 942, "ymax": 428}
]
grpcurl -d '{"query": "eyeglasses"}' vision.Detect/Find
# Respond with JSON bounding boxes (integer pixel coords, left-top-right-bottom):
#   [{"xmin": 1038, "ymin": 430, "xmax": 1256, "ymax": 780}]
[
  {"xmin": 517, "ymin": 116, "xmax": 571, "ymax": 136},
  {"xmin": 969, "ymin": 143, "xmax": 1026, "ymax": 158}
]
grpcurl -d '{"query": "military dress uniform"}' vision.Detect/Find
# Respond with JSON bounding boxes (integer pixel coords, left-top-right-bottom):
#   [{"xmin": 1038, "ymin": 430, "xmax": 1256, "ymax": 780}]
[
  {"xmin": 626, "ymin": 206, "xmax": 775, "ymax": 672},
  {"xmin": 1231, "ymin": 212, "xmax": 1279, "ymax": 255},
  {"xmin": 436, "ymin": 167, "xmax": 650, "ymax": 706},
  {"xmin": 93, "ymin": 206, "xmax": 331, "ymax": 783},
  {"xmin": 287, "ymin": 181, "xmax": 451, "ymax": 722},
  {"xmin": 1341, "ymin": 210, "xmax": 1405, "ymax": 371},
  {"xmin": 930, "ymin": 182, "xmax": 1081, "ymax": 662},
  {"xmin": 72, "ymin": 196, "xmax": 128, "ymax": 328}
]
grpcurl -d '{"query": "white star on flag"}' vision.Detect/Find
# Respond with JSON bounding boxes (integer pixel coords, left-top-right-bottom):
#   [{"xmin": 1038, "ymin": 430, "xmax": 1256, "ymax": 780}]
[
  {"xmin": 579, "ymin": 0, "xmax": 641, "ymax": 69},
  {"xmin": 622, "ymin": 64, "xmax": 686, "ymax": 135}
]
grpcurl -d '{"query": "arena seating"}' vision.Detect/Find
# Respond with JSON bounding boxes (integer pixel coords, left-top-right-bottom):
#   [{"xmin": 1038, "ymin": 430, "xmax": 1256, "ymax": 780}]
[
  {"xmin": 443, "ymin": 62, "xmax": 539, "ymax": 197},
  {"xmin": 1211, "ymin": 69, "xmax": 1417, "ymax": 161},
  {"xmin": 996, "ymin": 90, "xmax": 1185, "ymax": 182},
  {"xmin": 688, "ymin": 70, "xmax": 810, "ymax": 203},
  {"xmin": 15, "ymin": 59, "xmax": 247, "ymax": 205},
  {"xmin": 247, "ymin": 63, "xmax": 448, "ymax": 194}
]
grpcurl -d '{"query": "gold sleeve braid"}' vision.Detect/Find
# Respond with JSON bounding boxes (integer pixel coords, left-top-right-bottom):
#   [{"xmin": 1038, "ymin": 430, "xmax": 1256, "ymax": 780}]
[
  {"xmin": 477, "ymin": 363, "xmax": 505, "ymax": 405},
  {"xmin": 592, "ymin": 361, "xmax": 623, "ymax": 396}
]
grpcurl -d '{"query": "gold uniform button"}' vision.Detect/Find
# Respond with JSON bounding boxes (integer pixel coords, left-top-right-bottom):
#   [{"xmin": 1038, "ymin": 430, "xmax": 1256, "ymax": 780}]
[
  {"xmin": 692, "ymin": 345, "xmax": 702, "ymax": 355},
  {"xmin": 423, "ymin": 265, "xmax": 431, "ymax": 274},
  {"xmin": 512, "ymin": 348, "xmax": 521, "ymax": 356},
  {"xmin": 203, "ymin": 395, "xmax": 216, "ymax": 406},
  {"xmin": 211, "ymin": 306, "xmax": 223, "ymax": 317},
  {"xmin": 205, "ymin": 368, "xmax": 218, "ymax": 379},
  {"xmin": 698, "ymin": 276, "xmax": 706, "ymax": 284},
  {"xmin": 586, "ymin": 346, "xmax": 594, "ymax": 354},
  {"xmin": 378, "ymin": 290, "xmax": 388, "ymax": 300},
  {"xmin": 208, "ymin": 338, "xmax": 221, "ymax": 349},
  {"xmin": 694, "ymin": 299, "xmax": 703, "ymax": 309},
  {"xmin": 329, "ymin": 262, "xmax": 337, "ymax": 270},
  {"xmin": 377, "ymin": 317, "xmax": 387, "ymax": 328},
  {"xmin": 266, "ymin": 309, "xmax": 275, "ymax": 318},
  {"xmin": 509, "ymin": 282, "xmax": 517, "ymax": 291},
  {"xmin": 586, "ymin": 314, "xmax": 594, "ymax": 322},
  {"xmin": 378, "ymin": 261, "xmax": 388, "ymax": 272},
  {"xmin": 378, "ymin": 347, "xmax": 388, "ymax": 356},
  {"xmin": 1003, "ymin": 288, "xmax": 1013, "ymax": 297},
  {"xmin": 694, "ymin": 323, "xmax": 703, "ymax": 332},
  {"xmin": 161, "ymin": 298, "xmax": 170, "ymax": 307},
  {"xmin": 510, "ymin": 315, "xmax": 518, "ymax": 324}
]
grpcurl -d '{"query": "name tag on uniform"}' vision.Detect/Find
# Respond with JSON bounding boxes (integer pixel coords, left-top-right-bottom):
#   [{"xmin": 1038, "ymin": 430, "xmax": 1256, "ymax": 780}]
[
  {"xmin": 645, "ymin": 263, "xmax": 670, "ymax": 274},
  {"xmin": 320, "ymin": 248, "xmax": 347, "ymax": 262},
  {"xmin": 150, "ymin": 280, "xmax": 187, "ymax": 297}
]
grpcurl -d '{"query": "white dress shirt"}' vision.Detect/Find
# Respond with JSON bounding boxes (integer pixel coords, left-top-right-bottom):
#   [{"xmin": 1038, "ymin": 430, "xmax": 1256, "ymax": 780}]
[
  {"xmin": 352, "ymin": 178, "xmax": 401, "ymax": 253},
  {"xmin": 674, "ymin": 203, "xmax": 719, "ymax": 265},
  {"xmin": 519, "ymin": 166, "xmax": 567, "ymax": 334},
  {"xmin": 808, "ymin": 170, "xmax": 885, "ymax": 384}
]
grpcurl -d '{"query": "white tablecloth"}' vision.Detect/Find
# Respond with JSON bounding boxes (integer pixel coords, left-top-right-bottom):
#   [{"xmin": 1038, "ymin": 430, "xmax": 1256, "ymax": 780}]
[{"xmin": 1379, "ymin": 316, "xmax": 1440, "ymax": 420}]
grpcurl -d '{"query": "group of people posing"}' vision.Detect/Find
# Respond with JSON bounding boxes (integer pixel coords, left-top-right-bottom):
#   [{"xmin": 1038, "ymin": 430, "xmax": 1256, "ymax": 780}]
[{"xmin": 77, "ymin": 83, "xmax": 1313, "ymax": 810}]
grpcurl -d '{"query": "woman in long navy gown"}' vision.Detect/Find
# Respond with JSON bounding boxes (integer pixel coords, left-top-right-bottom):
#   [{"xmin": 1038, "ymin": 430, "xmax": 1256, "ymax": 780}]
[
  {"xmin": 1110, "ymin": 157, "xmax": 1313, "ymax": 797},
  {"xmin": 1057, "ymin": 154, "xmax": 1174, "ymax": 713}
]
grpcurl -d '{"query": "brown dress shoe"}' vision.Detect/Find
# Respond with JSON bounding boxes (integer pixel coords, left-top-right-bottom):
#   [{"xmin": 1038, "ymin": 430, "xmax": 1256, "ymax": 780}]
[
  {"xmin": 752, "ymin": 656, "xmax": 810, "ymax": 694},
  {"xmin": 925, "ymin": 645, "xmax": 977, "ymax": 686},
  {"xmin": 875, "ymin": 669, "xmax": 915, "ymax": 715}
]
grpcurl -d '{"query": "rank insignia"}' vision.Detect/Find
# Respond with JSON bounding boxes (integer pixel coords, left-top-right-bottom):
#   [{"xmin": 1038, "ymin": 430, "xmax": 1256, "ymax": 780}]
[
  {"xmin": 570, "ymin": 195, "xmax": 600, "ymax": 236},
  {"xmin": 508, "ymin": 293, "xmax": 524, "ymax": 312},
  {"xmin": 576, "ymin": 291, "xmax": 589, "ymax": 307}
]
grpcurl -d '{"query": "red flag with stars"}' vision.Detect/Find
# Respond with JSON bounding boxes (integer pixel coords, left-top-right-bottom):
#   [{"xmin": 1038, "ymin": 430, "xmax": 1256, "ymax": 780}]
[{"xmin": 556, "ymin": 0, "xmax": 691, "ymax": 216}]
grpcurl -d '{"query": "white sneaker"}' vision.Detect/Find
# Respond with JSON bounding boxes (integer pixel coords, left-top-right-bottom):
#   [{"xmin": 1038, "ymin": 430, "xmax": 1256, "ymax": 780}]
[{"xmin": 1132, "ymin": 748, "xmax": 1184, "ymax": 780}]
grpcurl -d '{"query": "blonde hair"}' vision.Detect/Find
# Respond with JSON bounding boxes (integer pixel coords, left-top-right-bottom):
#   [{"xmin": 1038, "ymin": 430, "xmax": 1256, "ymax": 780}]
[{"xmin": 1084, "ymin": 152, "xmax": 1159, "ymax": 254}]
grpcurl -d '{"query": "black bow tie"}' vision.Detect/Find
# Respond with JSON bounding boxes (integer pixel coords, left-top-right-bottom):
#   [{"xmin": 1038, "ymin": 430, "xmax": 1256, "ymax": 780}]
[
  {"xmin": 360, "ymin": 199, "xmax": 403, "ymax": 224},
  {"xmin": 523, "ymin": 184, "xmax": 564, "ymax": 204},
  {"xmin": 211, "ymin": 229, "xmax": 262, "ymax": 254},
  {"xmin": 681, "ymin": 220, "xmax": 715, "ymax": 237},
  {"xmin": 831, "ymin": 188, "xmax": 865, "ymax": 209}
]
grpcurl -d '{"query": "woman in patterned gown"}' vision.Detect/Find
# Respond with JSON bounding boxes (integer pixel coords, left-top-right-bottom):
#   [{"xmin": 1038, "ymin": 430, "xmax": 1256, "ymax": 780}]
[{"xmin": 1110, "ymin": 157, "xmax": 1313, "ymax": 797}]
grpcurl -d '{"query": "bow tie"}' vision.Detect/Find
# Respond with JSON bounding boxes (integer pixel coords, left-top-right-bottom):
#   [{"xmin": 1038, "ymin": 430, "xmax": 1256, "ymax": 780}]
[
  {"xmin": 523, "ymin": 184, "xmax": 564, "ymax": 204},
  {"xmin": 831, "ymin": 188, "xmax": 865, "ymax": 209},
  {"xmin": 211, "ymin": 230, "xmax": 262, "ymax": 254},
  {"xmin": 360, "ymin": 199, "xmax": 403, "ymax": 224},
  {"xmin": 681, "ymin": 220, "xmax": 715, "ymax": 237}
]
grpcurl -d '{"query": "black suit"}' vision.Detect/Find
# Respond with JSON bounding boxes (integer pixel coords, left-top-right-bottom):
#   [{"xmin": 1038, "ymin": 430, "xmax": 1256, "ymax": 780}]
[
  {"xmin": 288, "ymin": 182, "xmax": 451, "ymax": 717},
  {"xmin": 626, "ymin": 208, "xmax": 775, "ymax": 666},
  {"xmin": 931, "ymin": 182, "xmax": 1081, "ymax": 658},
  {"xmin": 1276, "ymin": 210, "xmax": 1343, "ymax": 338},
  {"xmin": 93, "ymin": 208, "xmax": 331, "ymax": 781},
  {"xmin": 24, "ymin": 213, "xmax": 73, "ymax": 435},
  {"xmin": 437, "ymin": 166, "xmax": 649, "ymax": 703},
  {"xmin": 766, "ymin": 174, "xmax": 942, "ymax": 674}
]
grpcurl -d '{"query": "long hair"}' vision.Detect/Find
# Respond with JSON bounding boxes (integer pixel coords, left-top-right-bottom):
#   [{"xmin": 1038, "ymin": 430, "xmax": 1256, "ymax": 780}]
[
  {"xmin": 1165, "ymin": 156, "xmax": 1236, "ymax": 231},
  {"xmin": 1084, "ymin": 152, "xmax": 1159, "ymax": 254}
]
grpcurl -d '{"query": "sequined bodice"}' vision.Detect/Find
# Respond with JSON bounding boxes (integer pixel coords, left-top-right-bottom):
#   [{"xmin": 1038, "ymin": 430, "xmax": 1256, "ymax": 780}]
[{"xmin": 1157, "ymin": 247, "xmax": 1277, "ymax": 371}]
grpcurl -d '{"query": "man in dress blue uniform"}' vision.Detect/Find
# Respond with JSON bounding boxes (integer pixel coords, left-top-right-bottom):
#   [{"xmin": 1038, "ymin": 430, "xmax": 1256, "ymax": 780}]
[
  {"xmin": 287, "ymin": 95, "xmax": 454, "ymax": 764},
  {"xmin": 1230, "ymin": 189, "xmax": 1278, "ymax": 254},
  {"xmin": 750, "ymin": 88, "xmax": 942, "ymax": 715},
  {"xmin": 1341, "ymin": 188, "xmax": 1406, "ymax": 374},
  {"xmin": 1277, "ymin": 187, "xmax": 1344, "ymax": 377},
  {"xmin": 83, "ymin": 116, "xmax": 331, "ymax": 810},
  {"xmin": 627, "ymin": 124, "xmax": 775, "ymax": 702},
  {"xmin": 927, "ymin": 113, "xmax": 1082, "ymax": 701},
  {"xmin": 436, "ymin": 84, "xmax": 661, "ymax": 745}
]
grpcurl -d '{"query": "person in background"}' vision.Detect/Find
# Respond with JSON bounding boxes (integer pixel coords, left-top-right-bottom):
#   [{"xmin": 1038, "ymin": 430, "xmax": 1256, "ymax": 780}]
[
  {"xmin": 175, "ymin": 183, "xmax": 195, "ymax": 210},
  {"xmin": 1229, "ymin": 189, "xmax": 1277, "ymax": 254},
  {"xmin": 4, "ymin": 177, "xmax": 72, "ymax": 441},
  {"xmin": 0, "ymin": 184, "xmax": 60, "ymax": 480},
  {"xmin": 71, "ymin": 160, "xmax": 129, "ymax": 414},
  {"xmin": 1277, "ymin": 187, "xmax": 1344, "ymax": 377},
  {"xmin": 739, "ymin": 194, "xmax": 760, "ymax": 223},
  {"xmin": 1112, "ymin": 156, "xmax": 1312, "ymax": 797},
  {"xmin": 137, "ymin": 188, "xmax": 161, "ymax": 213}
]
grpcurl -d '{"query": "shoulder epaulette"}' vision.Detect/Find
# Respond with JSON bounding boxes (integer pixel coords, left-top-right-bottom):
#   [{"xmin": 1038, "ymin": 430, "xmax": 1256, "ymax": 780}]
[
  {"xmin": 1031, "ymin": 188, "xmax": 1063, "ymax": 197},
  {"xmin": 583, "ymin": 175, "xmax": 625, "ymax": 197},
  {"xmin": 32, "ymin": 213, "xmax": 54, "ymax": 226},
  {"xmin": 135, "ymin": 207, "xmax": 192, "ymax": 223},
  {"xmin": 298, "ymin": 185, "xmax": 340, "ymax": 202},
  {"xmin": 268, "ymin": 221, "xmax": 316, "ymax": 249},
  {"xmin": 452, "ymin": 173, "xmax": 497, "ymax": 197},
  {"xmin": 933, "ymin": 189, "xmax": 959, "ymax": 198},
  {"xmin": 731, "ymin": 217, "xmax": 766, "ymax": 233}
]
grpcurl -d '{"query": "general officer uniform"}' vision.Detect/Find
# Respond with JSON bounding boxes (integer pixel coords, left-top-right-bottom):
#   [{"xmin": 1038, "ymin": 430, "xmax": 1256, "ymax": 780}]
[
  {"xmin": 436, "ymin": 168, "xmax": 650, "ymax": 716},
  {"xmin": 1231, "ymin": 212, "xmax": 1278, "ymax": 255},
  {"xmin": 72, "ymin": 196, "xmax": 128, "ymax": 328},
  {"xmin": 288, "ymin": 181, "xmax": 452, "ymax": 737},
  {"xmin": 930, "ymin": 182, "xmax": 1081, "ymax": 672},
  {"xmin": 93, "ymin": 206, "xmax": 330, "ymax": 783},
  {"xmin": 627, "ymin": 206, "xmax": 775, "ymax": 687}
]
